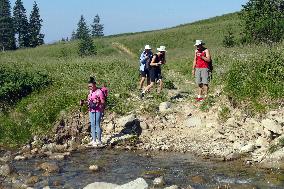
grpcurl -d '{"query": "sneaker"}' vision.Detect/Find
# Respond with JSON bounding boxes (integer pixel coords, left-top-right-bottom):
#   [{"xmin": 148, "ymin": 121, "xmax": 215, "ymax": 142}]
[
  {"xmin": 196, "ymin": 97, "xmax": 204, "ymax": 102},
  {"xmin": 140, "ymin": 92, "xmax": 145, "ymax": 99},
  {"xmin": 96, "ymin": 142, "xmax": 104, "ymax": 147},
  {"xmin": 88, "ymin": 140, "xmax": 95, "ymax": 146}
]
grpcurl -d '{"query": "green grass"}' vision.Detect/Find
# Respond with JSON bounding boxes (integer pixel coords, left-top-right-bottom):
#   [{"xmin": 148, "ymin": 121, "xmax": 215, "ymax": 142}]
[{"xmin": 0, "ymin": 12, "xmax": 283, "ymax": 147}]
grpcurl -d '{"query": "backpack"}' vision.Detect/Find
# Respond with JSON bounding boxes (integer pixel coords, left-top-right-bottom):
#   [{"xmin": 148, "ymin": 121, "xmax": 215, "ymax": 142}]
[{"xmin": 208, "ymin": 59, "xmax": 213, "ymax": 72}]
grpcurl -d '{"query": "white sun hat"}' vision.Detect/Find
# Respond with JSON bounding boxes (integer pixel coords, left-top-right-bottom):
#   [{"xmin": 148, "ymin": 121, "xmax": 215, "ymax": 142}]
[
  {"xmin": 144, "ymin": 45, "xmax": 151, "ymax": 49},
  {"xmin": 157, "ymin": 45, "xmax": 167, "ymax": 52},
  {"xmin": 194, "ymin": 40, "xmax": 205, "ymax": 46}
]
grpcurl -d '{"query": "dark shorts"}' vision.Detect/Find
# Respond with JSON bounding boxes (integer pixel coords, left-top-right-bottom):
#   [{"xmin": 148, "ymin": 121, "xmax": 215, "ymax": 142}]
[
  {"xmin": 140, "ymin": 69, "xmax": 149, "ymax": 77},
  {"xmin": 149, "ymin": 68, "xmax": 162, "ymax": 82}
]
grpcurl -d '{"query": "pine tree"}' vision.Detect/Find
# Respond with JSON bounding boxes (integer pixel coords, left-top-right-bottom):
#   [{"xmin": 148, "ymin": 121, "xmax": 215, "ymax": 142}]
[
  {"xmin": 0, "ymin": 0, "xmax": 16, "ymax": 51},
  {"xmin": 91, "ymin": 14, "xmax": 104, "ymax": 37},
  {"xmin": 13, "ymin": 0, "xmax": 29, "ymax": 48},
  {"xmin": 76, "ymin": 15, "xmax": 89, "ymax": 40},
  {"xmin": 71, "ymin": 30, "xmax": 76, "ymax": 41},
  {"xmin": 75, "ymin": 15, "xmax": 96, "ymax": 56},
  {"xmin": 29, "ymin": 1, "xmax": 44, "ymax": 47}
]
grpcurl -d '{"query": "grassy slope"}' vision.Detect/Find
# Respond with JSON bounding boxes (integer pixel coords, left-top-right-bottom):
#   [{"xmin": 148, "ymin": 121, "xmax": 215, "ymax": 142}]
[{"xmin": 0, "ymin": 12, "xmax": 283, "ymax": 146}]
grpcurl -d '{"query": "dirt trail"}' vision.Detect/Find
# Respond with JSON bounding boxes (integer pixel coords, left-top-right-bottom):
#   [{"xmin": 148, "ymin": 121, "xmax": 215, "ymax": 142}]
[{"xmin": 112, "ymin": 42, "xmax": 136, "ymax": 58}]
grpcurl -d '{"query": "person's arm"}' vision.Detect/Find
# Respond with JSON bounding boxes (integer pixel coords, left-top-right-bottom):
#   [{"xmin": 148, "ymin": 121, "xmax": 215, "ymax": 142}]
[
  {"xmin": 139, "ymin": 52, "xmax": 148, "ymax": 64},
  {"xmin": 150, "ymin": 55, "xmax": 159, "ymax": 66},
  {"xmin": 201, "ymin": 49, "xmax": 211, "ymax": 62},
  {"xmin": 192, "ymin": 50, "xmax": 197, "ymax": 75}
]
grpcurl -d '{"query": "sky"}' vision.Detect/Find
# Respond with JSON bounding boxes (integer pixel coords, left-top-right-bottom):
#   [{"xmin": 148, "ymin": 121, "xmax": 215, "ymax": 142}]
[{"xmin": 10, "ymin": 0, "xmax": 249, "ymax": 43}]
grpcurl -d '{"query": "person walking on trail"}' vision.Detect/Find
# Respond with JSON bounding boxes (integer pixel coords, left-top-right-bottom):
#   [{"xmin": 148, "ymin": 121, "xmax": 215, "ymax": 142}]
[
  {"xmin": 141, "ymin": 45, "xmax": 166, "ymax": 98},
  {"xmin": 80, "ymin": 77, "xmax": 105, "ymax": 147},
  {"xmin": 139, "ymin": 45, "xmax": 153, "ymax": 91},
  {"xmin": 192, "ymin": 40, "xmax": 211, "ymax": 101}
]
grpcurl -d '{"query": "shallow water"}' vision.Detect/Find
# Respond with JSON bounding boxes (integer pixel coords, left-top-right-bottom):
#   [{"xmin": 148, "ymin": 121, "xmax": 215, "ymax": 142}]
[{"xmin": 12, "ymin": 149, "xmax": 284, "ymax": 188}]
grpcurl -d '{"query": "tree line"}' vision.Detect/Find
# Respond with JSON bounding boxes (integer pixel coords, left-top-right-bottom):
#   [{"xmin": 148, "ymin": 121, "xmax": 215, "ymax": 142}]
[{"xmin": 0, "ymin": 0, "xmax": 44, "ymax": 51}]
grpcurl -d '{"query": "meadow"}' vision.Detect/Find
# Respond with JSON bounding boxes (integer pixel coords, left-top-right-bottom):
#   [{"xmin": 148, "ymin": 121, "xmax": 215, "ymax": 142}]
[{"xmin": 0, "ymin": 12, "xmax": 283, "ymax": 146}]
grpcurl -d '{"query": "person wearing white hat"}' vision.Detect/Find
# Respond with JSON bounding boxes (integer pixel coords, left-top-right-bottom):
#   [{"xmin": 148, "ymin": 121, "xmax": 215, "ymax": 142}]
[
  {"xmin": 141, "ymin": 45, "xmax": 166, "ymax": 98},
  {"xmin": 139, "ymin": 45, "xmax": 153, "ymax": 90},
  {"xmin": 192, "ymin": 40, "xmax": 211, "ymax": 101}
]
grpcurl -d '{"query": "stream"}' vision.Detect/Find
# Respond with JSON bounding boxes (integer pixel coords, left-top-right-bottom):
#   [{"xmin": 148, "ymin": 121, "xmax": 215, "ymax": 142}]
[{"xmin": 5, "ymin": 149, "xmax": 284, "ymax": 189}]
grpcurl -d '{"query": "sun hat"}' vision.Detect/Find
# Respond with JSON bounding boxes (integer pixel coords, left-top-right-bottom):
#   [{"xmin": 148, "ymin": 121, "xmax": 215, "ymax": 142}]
[
  {"xmin": 157, "ymin": 45, "xmax": 167, "ymax": 52},
  {"xmin": 144, "ymin": 45, "xmax": 151, "ymax": 50},
  {"xmin": 194, "ymin": 40, "xmax": 205, "ymax": 46}
]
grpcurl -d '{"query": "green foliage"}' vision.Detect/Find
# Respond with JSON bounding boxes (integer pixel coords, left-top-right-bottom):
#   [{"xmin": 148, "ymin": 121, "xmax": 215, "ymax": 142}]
[
  {"xmin": 163, "ymin": 79, "xmax": 176, "ymax": 90},
  {"xmin": 199, "ymin": 96, "xmax": 215, "ymax": 112},
  {"xmin": 222, "ymin": 29, "xmax": 236, "ymax": 48},
  {"xmin": 224, "ymin": 50, "xmax": 284, "ymax": 111},
  {"xmin": 218, "ymin": 106, "xmax": 231, "ymax": 123},
  {"xmin": 0, "ymin": 65, "xmax": 51, "ymax": 109},
  {"xmin": 76, "ymin": 15, "xmax": 90, "ymax": 40},
  {"xmin": 240, "ymin": 0, "xmax": 284, "ymax": 44},
  {"xmin": 29, "ymin": 1, "xmax": 44, "ymax": 47},
  {"xmin": 0, "ymin": 0, "xmax": 16, "ymax": 50},
  {"xmin": 91, "ymin": 14, "xmax": 104, "ymax": 37},
  {"xmin": 269, "ymin": 138, "xmax": 284, "ymax": 154},
  {"xmin": 78, "ymin": 37, "xmax": 96, "ymax": 56}
]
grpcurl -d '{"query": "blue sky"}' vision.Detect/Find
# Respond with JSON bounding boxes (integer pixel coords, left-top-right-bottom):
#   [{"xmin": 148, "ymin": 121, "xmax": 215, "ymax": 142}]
[{"xmin": 10, "ymin": 0, "xmax": 249, "ymax": 43}]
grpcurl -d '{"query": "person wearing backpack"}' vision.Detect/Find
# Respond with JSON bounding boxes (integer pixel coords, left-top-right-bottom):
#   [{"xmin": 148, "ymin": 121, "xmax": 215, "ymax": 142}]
[
  {"xmin": 141, "ymin": 46, "xmax": 166, "ymax": 98},
  {"xmin": 192, "ymin": 40, "xmax": 212, "ymax": 101},
  {"xmin": 80, "ymin": 77, "xmax": 106, "ymax": 147},
  {"xmin": 139, "ymin": 45, "xmax": 153, "ymax": 91}
]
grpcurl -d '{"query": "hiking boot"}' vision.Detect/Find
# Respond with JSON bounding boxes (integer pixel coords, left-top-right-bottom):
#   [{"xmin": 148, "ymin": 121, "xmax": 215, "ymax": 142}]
[{"xmin": 88, "ymin": 140, "xmax": 96, "ymax": 146}]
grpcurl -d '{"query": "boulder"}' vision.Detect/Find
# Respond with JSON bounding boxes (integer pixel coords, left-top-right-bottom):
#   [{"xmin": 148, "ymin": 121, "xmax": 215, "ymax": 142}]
[
  {"xmin": 183, "ymin": 117, "xmax": 202, "ymax": 128},
  {"xmin": 261, "ymin": 119, "xmax": 283, "ymax": 134},
  {"xmin": 89, "ymin": 165, "xmax": 100, "ymax": 172},
  {"xmin": 0, "ymin": 163, "xmax": 14, "ymax": 177},
  {"xmin": 164, "ymin": 185, "xmax": 180, "ymax": 189},
  {"xmin": 240, "ymin": 143, "xmax": 255, "ymax": 153},
  {"xmin": 39, "ymin": 162, "xmax": 60, "ymax": 173},
  {"xmin": 159, "ymin": 102, "xmax": 171, "ymax": 112},
  {"xmin": 117, "ymin": 114, "xmax": 136, "ymax": 128},
  {"xmin": 153, "ymin": 176, "xmax": 165, "ymax": 187},
  {"xmin": 116, "ymin": 178, "xmax": 148, "ymax": 189},
  {"xmin": 84, "ymin": 182, "xmax": 118, "ymax": 189}
]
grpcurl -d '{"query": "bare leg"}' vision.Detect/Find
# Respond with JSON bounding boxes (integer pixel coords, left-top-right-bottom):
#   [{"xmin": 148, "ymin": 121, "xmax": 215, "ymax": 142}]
[
  {"xmin": 143, "ymin": 82, "xmax": 155, "ymax": 93},
  {"xmin": 198, "ymin": 84, "xmax": 203, "ymax": 96},
  {"xmin": 139, "ymin": 77, "xmax": 146, "ymax": 90},
  {"xmin": 203, "ymin": 84, "xmax": 208, "ymax": 97},
  {"xmin": 157, "ymin": 80, "xmax": 163, "ymax": 94}
]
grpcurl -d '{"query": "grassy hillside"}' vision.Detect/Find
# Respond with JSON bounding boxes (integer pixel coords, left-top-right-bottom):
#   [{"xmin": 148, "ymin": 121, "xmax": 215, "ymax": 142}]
[{"xmin": 0, "ymin": 12, "xmax": 283, "ymax": 147}]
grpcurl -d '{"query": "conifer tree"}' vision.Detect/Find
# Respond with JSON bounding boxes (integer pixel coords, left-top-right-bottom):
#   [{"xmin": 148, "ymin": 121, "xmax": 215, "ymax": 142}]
[
  {"xmin": 71, "ymin": 30, "xmax": 76, "ymax": 41},
  {"xmin": 29, "ymin": 1, "xmax": 44, "ymax": 47},
  {"xmin": 13, "ymin": 0, "xmax": 29, "ymax": 48},
  {"xmin": 0, "ymin": 0, "xmax": 16, "ymax": 51},
  {"xmin": 76, "ymin": 15, "xmax": 89, "ymax": 40},
  {"xmin": 91, "ymin": 14, "xmax": 104, "ymax": 37},
  {"xmin": 75, "ymin": 15, "xmax": 96, "ymax": 56}
]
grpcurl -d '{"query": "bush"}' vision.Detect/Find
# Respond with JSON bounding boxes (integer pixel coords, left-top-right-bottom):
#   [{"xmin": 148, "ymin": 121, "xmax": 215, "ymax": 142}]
[
  {"xmin": 224, "ymin": 50, "xmax": 284, "ymax": 112},
  {"xmin": 0, "ymin": 66, "xmax": 51, "ymax": 108},
  {"xmin": 222, "ymin": 30, "xmax": 235, "ymax": 48}
]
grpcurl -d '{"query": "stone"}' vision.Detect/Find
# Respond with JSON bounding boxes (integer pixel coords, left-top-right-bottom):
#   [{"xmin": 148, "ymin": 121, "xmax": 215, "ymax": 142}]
[
  {"xmin": 140, "ymin": 121, "xmax": 149, "ymax": 130},
  {"xmin": 49, "ymin": 153, "xmax": 68, "ymax": 160},
  {"xmin": 105, "ymin": 123, "xmax": 115, "ymax": 133},
  {"xmin": 261, "ymin": 119, "xmax": 283, "ymax": 134},
  {"xmin": 183, "ymin": 117, "xmax": 202, "ymax": 128},
  {"xmin": 25, "ymin": 176, "xmax": 39, "ymax": 186},
  {"xmin": 159, "ymin": 102, "xmax": 171, "ymax": 112},
  {"xmin": 255, "ymin": 137, "xmax": 269, "ymax": 148},
  {"xmin": 116, "ymin": 178, "xmax": 148, "ymax": 189},
  {"xmin": 0, "ymin": 163, "xmax": 14, "ymax": 176},
  {"xmin": 14, "ymin": 155, "xmax": 27, "ymax": 161},
  {"xmin": 84, "ymin": 182, "xmax": 118, "ymax": 189},
  {"xmin": 191, "ymin": 175, "xmax": 206, "ymax": 184},
  {"xmin": 225, "ymin": 152, "xmax": 241, "ymax": 161},
  {"xmin": 153, "ymin": 176, "xmax": 165, "ymax": 187},
  {"xmin": 39, "ymin": 162, "xmax": 60, "ymax": 173},
  {"xmin": 164, "ymin": 185, "xmax": 180, "ymax": 189},
  {"xmin": 240, "ymin": 143, "xmax": 255, "ymax": 153},
  {"xmin": 89, "ymin": 165, "xmax": 100, "ymax": 172},
  {"xmin": 117, "ymin": 114, "xmax": 136, "ymax": 127}
]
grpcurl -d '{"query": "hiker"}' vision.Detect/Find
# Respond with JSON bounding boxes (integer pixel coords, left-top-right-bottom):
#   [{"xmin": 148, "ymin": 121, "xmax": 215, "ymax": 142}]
[
  {"xmin": 192, "ymin": 40, "xmax": 211, "ymax": 101},
  {"xmin": 139, "ymin": 45, "xmax": 153, "ymax": 90},
  {"xmin": 80, "ymin": 77, "xmax": 105, "ymax": 147},
  {"xmin": 141, "ymin": 45, "xmax": 166, "ymax": 98}
]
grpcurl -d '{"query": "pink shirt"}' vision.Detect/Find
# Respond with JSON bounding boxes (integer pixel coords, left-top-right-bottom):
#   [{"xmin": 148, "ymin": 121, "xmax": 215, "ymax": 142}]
[{"xmin": 88, "ymin": 89, "xmax": 105, "ymax": 112}]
